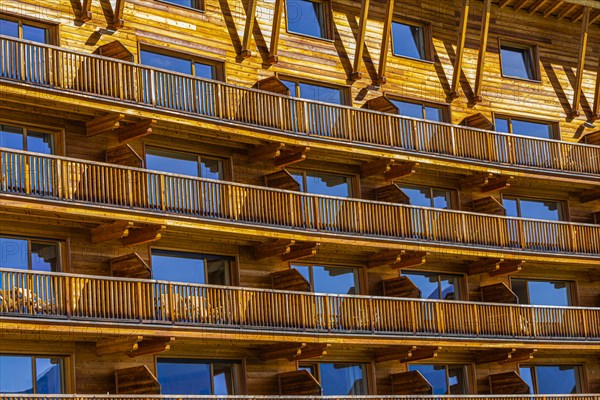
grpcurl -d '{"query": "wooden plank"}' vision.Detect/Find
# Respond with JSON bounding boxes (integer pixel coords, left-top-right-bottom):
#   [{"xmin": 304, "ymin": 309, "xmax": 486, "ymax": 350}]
[
  {"xmin": 469, "ymin": 196, "xmax": 506, "ymax": 215},
  {"xmin": 367, "ymin": 250, "xmax": 405, "ymax": 268},
  {"xmin": 458, "ymin": 172, "xmax": 493, "ymax": 189},
  {"xmin": 247, "ymin": 142, "xmax": 286, "ymax": 163},
  {"xmin": 255, "ymin": 239, "xmax": 295, "ymax": 259},
  {"xmin": 481, "ymin": 282, "xmax": 518, "ymax": 303},
  {"xmin": 374, "ymin": 345, "xmax": 416, "ymax": 362},
  {"xmin": 281, "ymin": 242, "xmax": 319, "ymax": 261},
  {"xmin": 481, "ymin": 175, "xmax": 513, "ymax": 193},
  {"xmin": 391, "ymin": 370, "xmax": 432, "ymax": 395},
  {"xmin": 110, "ymin": 253, "xmax": 151, "ymax": 279},
  {"xmin": 122, "ymin": 226, "xmax": 164, "ymax": 246},
  {"xmin": 115, "ymin": 365, "xmax": 160, "ymax": 394},
  {"xmin": 240, "ymin": 0, "xmax": 258, "ymax": 58},
  {"xmin": 450, "ymin": 0, "xmax": 471, "ymax": 100},
  {"xmin": 274, "ymin": 147, "xmax": 309, "ymax": 168},
  {"xmin": 489, "ymin": 371, "xmax": 530, "ymax": 394},
  {"xmin": 570, "ymin": 7, "xmax": 590, "ymax": 117},
  {"xmin": 374, "ymin": 185, "xmax": 410, "ymax": 204},
  {"xmin": 287, "ymin": 343, "xmax": 330, "ymax": 361},
  {"xmin": 267, "ymin": 0, "xmax": 284, "ymax": 64},
  {"xmin": 350, "ymin": 0, "xmax": 371, "ymax": 80},
  {"xmin": 271, "ymin": 268, "xmax": 310, "ymax": 291},
  {"xmin": 260, "ymin": 342, "xmax": 305, "ymax": 361},
  {"xmin": 90, "ymin": 221, "xmax": 133, "ymax": 243},
  {"xmin": 489, "ymin": 260, "xmax": 524, "ymax": 277},
  {"xmin": 96, "ymin": 336, "xmax": 142, "ymax": 356},
  {"xmin": 467, "ymin": 258, "xmax": 503, "ymax": 275},
  {"xmin": 86, "ymin": 113, "xmax": 125, "ymax": 137},
  {"xmin": 360, "ymin": 158, "xmax": 395, "ymax": 178},
  {"xmin": 265, "ymin": 170, "xmax": 300, "ymax": 191},
  {"xmin": 389, "ymin": 251, "xmax": 428, "ymax": 269},
  {"xmin": 278, "ymin": 370, "xmax": 321, "ymax": 395},
  {"xmin": 594, "ymin": 54, "xmax": 600, "ymax": 120},
  {"xmin": 374, "ymin": 0, "xmax": 395, "ymax": 85},
  {"xmin": 130, "ymin": 337, "xmax": 174, "ymax": 357},
  {"xmin": 580, "ymin": 187, "xmax": 600, "ymax": 203},
  {"xmin": 382, "ymin": 276, "xmax": 420, "ymax": 298},
  {"xmin": 474, "ymin": 0, "xmax": 492, "ymax": 103},
  {"xmin": 384, "ymin": 162, "xmax": 419, "ymax": 180},
  {"xmin": 118, "ymin": 119, "xmax": 155, "ymax": 143}
]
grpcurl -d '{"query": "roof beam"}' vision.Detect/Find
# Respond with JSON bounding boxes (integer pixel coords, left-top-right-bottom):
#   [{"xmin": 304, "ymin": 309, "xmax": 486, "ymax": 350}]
[
  {"xmin": 112, "ymin": 0, "xmax": 126, "ymax": 29},
  {"xmin": 513, "ymin": 0, "xmax": 529, "ymax": 12},
  {"xmin": 570, "ymin": 7, "xmax": 590, "ymax": 118},
  {"xmin": 562, "ymin": 0, "xmax": 600, "ymax": 9},
  {"xmin": 544, "ymin": 1, "xmax": 563, "ymax": 17},
  {"xmin": 80, "ymin": 0, "xmax": 92, "ymax": 21},
  {"xmin": 528, "ymin": 0, "xmax": 550, "ymax": 14},
  {"xmin": 450, "ymin": 0, "xmax": 470, "ymax": 100},
  {"xmin": 240, "ymin": 0, "xmax": 258, "ymax": 58},
  {"xmin": 474, "ymin": 0, "xmax": 492, "ymax": 103},
  {"xmin": 122, "ymin": 225, "xmax": 164, "ymax": 246},
  {"xmin": 557, "ymin": 3, "xmax": 579, "ymax": 20},
  {"xmin": 498, "ymin": 0, "xmax": 512, "ymax": 9},
  {"xmin": 350, "ymin": 0, "xmax": 371, "ymax": 80},
  {"xmin": 374, "ymin": 0, "xmax": 395, "ymax": 85},
  {"xmin": 267, "ymin": 0, "xmax": 284, "ymax": 64}
]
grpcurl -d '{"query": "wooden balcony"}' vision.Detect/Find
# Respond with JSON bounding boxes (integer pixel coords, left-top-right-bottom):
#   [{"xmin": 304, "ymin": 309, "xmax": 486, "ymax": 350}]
[
  {"xmin": 0, "ymin": 396, "xmax": 598, "ymax": 400},
  {"xmin": 1, "ymin": 148, "xmax": 599, "ymax": 257},
  {"xmin": 0, "ymin": 268, "xmax": 599, "ymax": 341},
  {"xmin": 1, "ymin": 36, "xmax": 599, "ymax": 178}
]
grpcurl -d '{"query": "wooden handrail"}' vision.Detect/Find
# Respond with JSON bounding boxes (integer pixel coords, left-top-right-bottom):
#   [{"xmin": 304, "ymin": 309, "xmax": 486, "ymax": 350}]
[
  {"xmin": 0, "ymin": 35, "xmax": 599, "ymax": 177},
  {"xmin": 0, "ymin": 396, "xmax": 598, "ymax": 400},
  {"xmin": 0, "ymin": 268, "xmax": 599, "ymax": 341},
  {"xmin": 1, "ymin": 148, "xmax": 599, "ymax": 257}
]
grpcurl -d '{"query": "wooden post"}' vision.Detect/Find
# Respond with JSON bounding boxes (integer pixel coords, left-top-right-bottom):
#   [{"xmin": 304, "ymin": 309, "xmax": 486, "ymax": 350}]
[
  {"xmin": 240, "ymin": 0, "xmax": 258, "ymax": 58},
  {"xmin": 473, "ymin": 0, "xmax": 491, "ymax": 103},
  {"xmin": 112, "ymin": 0, "xmax": 126, "ymax": 29},
  {"xmin": 80, "ymin": 0, "xmax": 92, "ymax": 21},
  {"xmin": 350, "ymin": 0, "xmax": 371, "ymax": 80},
  {"xmin": 374, "ymin": 0, "xmax": 395, "ymax": 85},
  {"xmin": 449, "ymin": 0, "xmax": 470, "ymax": 100},
  {"xmin": 570, "ymin": 7, "xmax": 590, "ymax": 118},
  {"xmin": 268, "ymin": 0, "xmax": 284, "ymax": 64},
  {"xmin": 593, "ymin": 52, "xmax": 600, "ymax": 121}
]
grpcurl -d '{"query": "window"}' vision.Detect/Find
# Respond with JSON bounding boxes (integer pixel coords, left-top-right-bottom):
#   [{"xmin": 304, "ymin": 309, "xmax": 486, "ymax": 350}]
[
  {"xmin": 157, "ymin": 358, "xmax": 241, "ymax": 395},
  {"xmin": 151, "ymin": 249, "xmax": 231, "ymax": 285},
  {"xmin": 286, "ymin": 0, "xmax": 331, "ymax": 39},
  {"xmin": 392, "ymin": 22, "xmax": 429, "ymax": 60},
  {"xmin": 146, "ymin": 147, "xmax": 224, "ymax": 180},
  {"xmin": 300, "ymin": 363, "xmax": 368, "ymax": 395},
  {"xmin": 292, "ymin": 264, "xmax": 359, "ymax": 294},
  {"xmin": 0, "ymin": 355, "xmax": 65, "ymax": 393},
  {"xmin": 0, "ymin": 236, "xmax": 61, "ymax": 272},
  {"xmin": 495, "ymin": 116, "xmax": 555, "ymax": 140},
  {"xmin": 1, "ymin": 124, "xmax": 55, "ymax": 154},
  {"xmin": 399, "ymin": 185, "xmax": 454, "ymax": 209},
  {"xmin": 408, "ymin": 364, "xmax": 468, "ymax": 394},
  {"xmin": 402, "ymin": 271, "xmax": 461, "ymax": 300},
  {"xmin": 140, "ymin": 49, "xmax": 220, "ymax": 80},
  {"xmin": 520, "ymin": 365, "xmax": 582, "ymax": 394},
  {"xmin": 389, "ymin": 99, "xmax": 447, "ymax": 122},
  {"xmin": 512, "ymin": 279, "xmax": 572, "ymax": 306},
  {"xmin": 291, "ymin": 170, "xmax": 351, "ymax": 197},
  {"xmin": 156, "ymin": 0, "xmax": 202, "ymax": 10},
  {"xmin": 282, "ymin": 79, "xmax": 343, "ymax": 105},
  {"xmin": 500, "ymin": 43, "xmax": 538, "ymax": 81},
  {"xmin": 503, "ymin": 196, "xmax": 564, "ymax": 221},
  {"xmin": 0, "ymin": 16, "xmax": 52, "ymax": 44}
]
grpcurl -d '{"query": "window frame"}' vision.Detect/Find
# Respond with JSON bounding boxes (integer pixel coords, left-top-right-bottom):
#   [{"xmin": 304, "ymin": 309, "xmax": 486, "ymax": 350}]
[
  {"xmin": 144, "ymin": 145, "xmax": 229, "ymax": 180},
  {"xmin": 297, "ymin": 361, "xmax": 372, "ymax": 395},
  {"xmin": 0, "ymin": 13, "xmax": 58, "ymax": 45},
  {"xmin": 518, "ymin": 364, "xmax": 585, "ymax": 394},
  {"xmin": 493, "ymin": 113, "xmax": 560, "ymax": 140},
  {"xmin": 501, "ymin": 194, "xmax": 567, "ymax": 222},
  {"xmin": 285, "ymin": 0, "xmax": 334, "ymax": 41},
  {"xmin": 498, "ymin": 39, "xmax": 541, "ymax": 83},
  {"xmin": 0, "ymin": 353, "xmax": 69, "ymax": 394},
  {"xmin": 279, "ymin": 75, "xmax": 350, "ymax": 105},
  {"xmin": 288, "ymin": 168, "xmax": 357, "ymax": 198},
  {"xmin": 510, "ymin": 277, "xmax": 577, "ymax": 306},
  {"xmin": 407, "ymin": 363, "xmax": 472, "ymax": 394},
  {"xmin": 152, "ymin": 0, "xmax": 204, "ymax": 13},
  {"xmin": 0, "ymin": 235, "xmax": 63, "ymax": 272},
  {"xmin": 401, "ymin": 269, "xmax": 465, "ymax": 300},
  {"xmin": 386, "ymin": 96, "xmax": 450, "ymax": 122},
  {"xmin": 390, "ymin": 19, "xmax": 433, "ymax": 62},
  {"xmin": 290, "ymin": 262, "xmax": 365, "ymax": 295},
  {"xmin": 396, "ymin": 184, "xmax": 457, "ymax": 210},
  {"xmin": 154, "ymin": 356, "xmax": 246, "ymax": 395},
  {"xmin": 138, "ymin": 44, "xmax": 225, "ymax": 81},
  {"xmin": 0, "ymin": 120, "xmax": 64, "ymax": 155}
]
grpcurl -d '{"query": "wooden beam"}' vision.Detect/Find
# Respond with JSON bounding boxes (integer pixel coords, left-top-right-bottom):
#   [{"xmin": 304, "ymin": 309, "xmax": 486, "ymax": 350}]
[
  {"xmin": 267, "ymin": 0, "xmax": 284, "ymax": 64},
  {"xmin": 384, "ymin": 162, "xmax": 419, "ymax": 180},
  {"xmin": 90, "ymin": 221, "xmax": 133, "ymax": 243},
  {"xmin": 118, "ymin": 119, "xmax": 155, "ymax": 142},
  {"xmin": 513, "ymin": 0, "xmax": 529, "ymax": 11},
  {"xmin": 580, "ymin": 188, "xmax": 600, "ymax": 203},
  {"xmin": 476, "ymin": 349, "xmax": 516, "ymax": 364},
  {"xmin": 374, "ymin": 0, "xmax": 395, "ymax": 85},
  {"xmin": 458, "ymin": 172, "xmax": 493, "ymax": 189},
  {"xmin": 240, "ymin": 0, "xmax": 258, "ymax": 58},
  {"xmin": 367, "ymin": 250, "xmax": 405, "ymax": 268},
  {"xmin": 557, "ymin": 3, "xmax": 579, "ymax": 20},
  {"xmin": 80, "ymin": 0, "xmax": 92, "ymax": 21},
  {"xmin": 110, "ymin": 252, "xmax": 151, "ymax": 279},
  {"xmin": 474, "ymin": 0, "xmax": 492, "ymax": 103},
  {"xmin": 402, "ymin": 346, "xmax": 441, "ymax": 362},
  {"xmin": 594, "ymin": 52, "xmax": 600, "ymax": 120},
  {"xmin": 449, "ymin": 0, "xmax": 471, "ymax": 100},
  {"xmin": 122, "ymin": 225, "xmax": 164, "ymax": 246},
  {"xmin": 350, "ymin": 0, "xmax": 371, "ymax": 80},
  {"xmin": 265, "ymin": 170, "xmax": 301, "ymax": 191},
  {"xmin": 248, "ymin": 143, "xmax": 286, "ymax": 163},
  {"xmin": 288, "ymin": 344, "xmax": 330, "ymax": 361},
  {"xmin": 481, "ymin": 175, "xmax": 513, "ymax": 193},
  {"xmin": 467, "ymin": 258, "xmax": 503, "ymax": 275},
  {"xmin": 389, "ymin": 251, "xmax": 428, "ymax": 269},
  {"xmin": 489, "ymin": 260, "xmax": 524, "ymax": 277},
  {"xmin": 274, "ymin": 147, "xmax": 309, "ymax": 168},
  {"xmin": 86, "ymin": 113, "xmax": 125, "ymax": 137},
  {"xmin": 374, "ymin": 345, "xmax": 417, "ymax": 363},
  {"xmin": 498, "ymin": 0, "xmax": 513, "ymax": 9},
  {"xmin": 130, "ymin": 337, "xmax": 174, "ymax": 357},
  {"xmin": 570, "ymin": 7, "xmax": 590, "ymax": 118},
  {"xmin": 261, "ymin": 343, "xmax": 305, "ymax": 361},
  {"xmin": 500, "ymin": 348, "xmax": 536, "ymax": 364},
  {"xmin": 360, "ymin": 158, "xmax": 394, "ymax": 178},
  {"xmin": 543, "ymin": 1, "xmax": 563, "ymax": 17},
  {"xmin": 112, "ymin": 0, "xmax": 126, "ymax": 29},
  {"xmin": 97, "ymin": 336, "xmax": 142, "ymax": 356},
  {"xmin": 281, "ymin": 243, "xmax": 320, "ymax": 261},
  {"xmin": 528, "ymin": 0, "xmax": 550, "ymax": 14},
  {"xmin": 255, "ymin": 239, "xmax": 295, "ymax": 259}
]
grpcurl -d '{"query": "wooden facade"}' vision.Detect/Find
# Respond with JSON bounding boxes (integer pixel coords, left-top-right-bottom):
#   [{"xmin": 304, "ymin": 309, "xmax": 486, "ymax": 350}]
[{"xmin": 0, "ymin": 0, "xmax": 599, "ymax": 397}]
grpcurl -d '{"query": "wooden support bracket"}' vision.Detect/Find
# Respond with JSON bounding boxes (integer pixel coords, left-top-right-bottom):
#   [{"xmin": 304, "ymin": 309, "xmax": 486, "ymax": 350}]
[
  {"xmin": 86, "ymin": 113, "xmax": 125, "ymax": 137},
  {"xmin": 274, "ymin": 147, "xmax": 309, "ymax": 168},
  {"xmin": 287, "ymin": 344, "xmax": 330, "ymax": 361},
  {"xmin": 360, "ymin": 158, "xmax": 395, "ymax": 178},
  {"xmin": 402, "ymin": 346, "xmax": 441, "ymax": 362},
  {"xmin": 449, "ymin": 0, "xmax": 471, "ymax": 100},
  {"xmin": 240, "ymin": 0, "xmax": 258, "ymax": 58},
  {"xmin": 500, "ymin": 348, "xmax": 537, "ymax": 364},
  {"xmin": 482, "ymin": 175, "xmax": 513, "ymax": 193},
  {"xmin": 467, "ymin": 258, "xmax": 503, "ymax": 275},
  {"xmin": 248, "ymin": 143, "xmax": 286, "ymax": 163},
  {"xmin": 112, "ymin": 0, "xmax": 126, "ymax": 29},
  {"xmin": 367, "ymin": 250, "xmax": 405, "ymax": 268},
  {"xmin": 131, "ymin": 337, "xmax": 175, "ymax": 357},
  {"xmin": 458, "ymin": 172, "xmax": 493, "ymax": 189},
  {"xmin": 374, "ymin": 0, "xmax": 395, "ymax": 85},
  {"xmin": 384, "ymin": 162, "xmax": 419, "ymax": 180},
  {"xmin": 118, "ymin": 119, "xmax": 155, "ymax": 143},
  {"xmin": 281, "ymin": 242, "xmax": 320, "ymax": 261},
  {"xmin": 580, "ymin": 188, "xmax": 600, "ymax": 203},
  {"xmin": 110, "ymin": 253, "xmax": 151, "ymax": 279},
  {"xmin": 255, "ymin": 239, "xmax": 296, "ymax": 259},
  {"xmin": 474, "ymin": 0, "xmax": 492, "ymax": 103},
  {"xmin": 488, "ymin": 260, "xmax": 524, "ymax": 277},
  {"xmin": 261, "ymin": 343, "xmax": 305, "ymax": 361},
  {"xmin": 80, "ymin": 0, "xmax": 93, "ymax": 21},
  {"xmin": 122, "ymin": 225, "xmax": 165, "ymax": 246},
  {"xmin": 476, "ymin": 348, "xmax": 535, "ymax": 365},
  {"xmin": 90, "ymin": 221, "xmax": 133, "ymax": 244},
  {"xmin": 267, "ymin": 0, "xmax": 284, "ymax": 64},
  {"xmin": 390, "ymin": 251, "xmax": 428, "ymax": 269},
  {"xmin": 97, "ymin": 336, "xmax": 142, "ymax": 356},
  {"xmin": 350, "ymin": 0, "xmax": 371, "ymax": 80},
  {"xmin": 271, "ymin": 268, "xmax": 311, "ymax": 291},
  {"xmin": 374, "ymin": 345, "xmax": 417, "ymax": 363}
]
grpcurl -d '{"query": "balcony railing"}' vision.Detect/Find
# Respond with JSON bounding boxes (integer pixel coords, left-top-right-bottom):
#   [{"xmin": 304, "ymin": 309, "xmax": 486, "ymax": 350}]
[
  {"xmin": 1, "ymin": 268, "xmax": 599, "ymax": 340},
  {"xmin": 0, "ymin": 35, "xmax": 599, "ymax": 176},
  {"xmin": 1, "ymin": 396, "xmax": 599, "ymax": 400},
  {"xmin": 2, "ymin": 148, "xmax": 599, "ymax": 256}
]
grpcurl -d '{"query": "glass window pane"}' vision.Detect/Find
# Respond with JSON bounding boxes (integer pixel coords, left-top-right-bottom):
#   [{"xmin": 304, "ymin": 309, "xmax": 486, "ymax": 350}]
[
  {"xmin": 519, "ymin": 367, "xmax": 535, "ymax": 394},
  {"xmin": 22, "ymin": 24, "xmax": 48, "ymax": 44},
  {"xmin": 0, "ymin": 355, "xmax": 34, "ymax": 393},
  {"xmin": 432, "ymin": 189, "xmax": 451, "ymax": 209},
  {"xmin": 526, "ymin": 280, "xmax": 571, "ymax": 306},
  {"xmin": 194, "ymin": 62, "xmax": 214, "ymax": 79},
  {"xmin": 510, "ymin": 119, "xmax": 552, "ymax": 139},
  {"xmin": 286, "ymin": 0, "xmax": 326, "ymax": 38},
  {"xmin": 512, "ymin": 279, "xmax": 528, "ymax": 304},
  {"xmin": 518, "ymin": 199, "xmax": 561, "ymax": 220},
  {"xmin": 213, "ymin": 363, "xmax": 237, "ymax": 395},
  {"xmin": 146, "ymin": 148, "xmax": 199, "ymax": 176},
  {"xmin": 404, "ymin": 271, "xmax": 440, "ymax": 299},
  {"xmin": 35, "ymin": 358, "xmax": 63, "ymax": 394},
  {"xmin": 503, "ymin": 198, "xmax": 519, "ymax": 217},
  {"xmin": 401, "ymin": 186, "xmax": 432, "ymax": 207},
  {"xmin": 0, "ymin": 237, "xmax": 29, "ymax": 269},
  {"xmin": 206, "ymin": 259, "xmax": 229, "ymax": 285},
  {"xmin": 535, "ymin": 366, "xmax": 579, "ymax": 394},
  {"xmin": 390, "ymin": 100, "xmax": 423, "ymax": 119},
  {"xmin": 0, "ymin": 19, "xmax": 19, "ymax": 38},
  {"xmin": 495, "ymin": 118, "xmax": 510, "ymax": 133},
  {"xmin": 392, "ymin": 22, "xmax": 425, "ymax": 59},
  {"xmin": 141, "ymin": 50, "xmax": 192, "ymax": 75},
  {"xmin": 439, "ymin": 274, "xmax": 458, "ymax": 300},
  {"xmin": 157, "ymin": 359, "xmax": 212, "ymax": 395},
  {"xmin": 311, "ymin": 266, "xmax": 358, "ymax": 294},
  {"xmin": 424, "ymin": 106, "xmax": 443, "ymax": 122},
  {"xmin": 291, "ymin": 265, "xmax": 311, "ymax": 285},
  {"xmin": 1, "ymin": 125, "xmax": 25, "ymax": 150},
  {"xmin": 409, "ymin": 364, "xmax": 448, "ymax": 394},
  {"xmin": 200, "ymin": 158, "xmax": 223, "ymax": 180},
  {"xmin": 31, "ymin": 242, "xmax": 59, "ymax": 272},
  {"xmin": 27, "ymin": 131, "xmax": 54, "ymax": 154},
  {"xmin": 319, "ymin": 363, "xmax": 368, "ymax": 395},
  {"xmin": 501, "ymin": 46, "xmax": 534, "ymax": 80},
  {"xmin": 161, "ymin": 0, "xmax": 198, "ymax": 8},
  {"xmin": 298, "ymin": 82, "xmax": 342, "ymax": 104},
  {"xmin": 281, "ymin": 80, "xmax": 297, "ymax": 97},
  {"xmin": 304, "ymin": 172, "xmax": 350, "ymax": 197},
  {"xmin": 151, "ymin": 250, "xmax": 206, "ymax": 284},
  {"xmin": 447, "ymin": 366, "xmax": 467, "ymax": 394}
]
